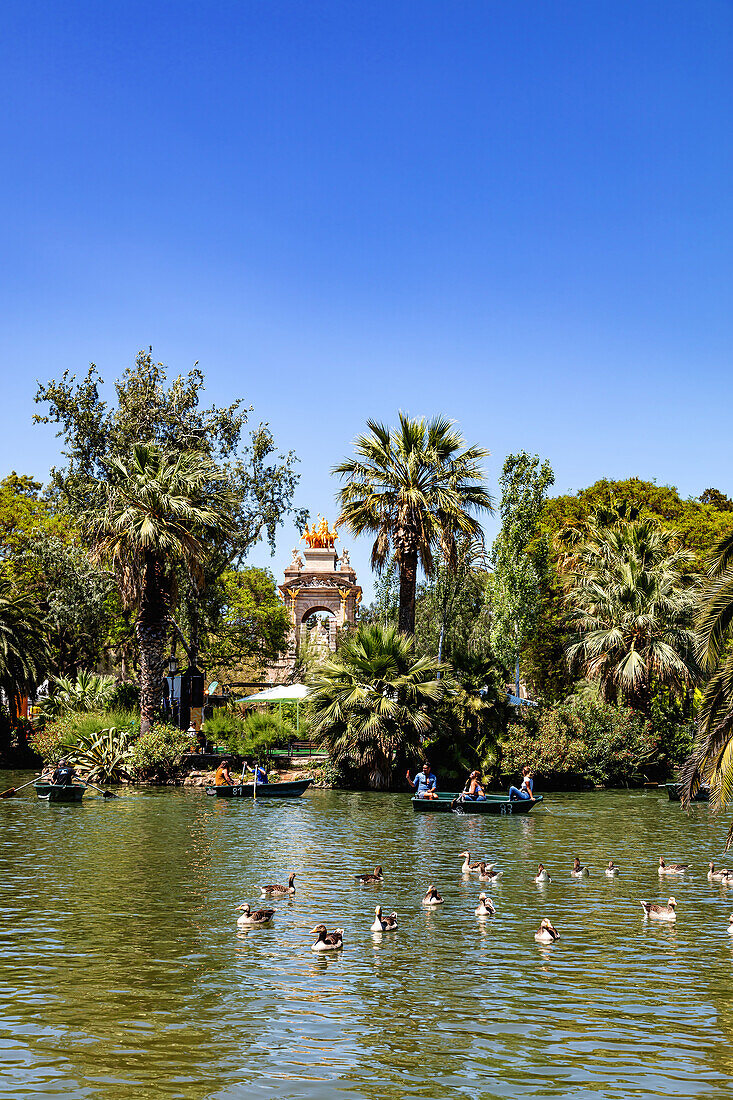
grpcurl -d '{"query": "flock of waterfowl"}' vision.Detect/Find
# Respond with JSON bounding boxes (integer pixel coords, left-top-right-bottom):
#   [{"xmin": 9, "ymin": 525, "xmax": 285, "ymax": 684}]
[{"xmin": 233, "ymin": 849, "xmax": 733, "ymax": 950}]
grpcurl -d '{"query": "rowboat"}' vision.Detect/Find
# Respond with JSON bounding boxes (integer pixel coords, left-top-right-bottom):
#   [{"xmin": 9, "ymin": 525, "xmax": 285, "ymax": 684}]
[
  {"xmin": 33, "ymin": 782, "xmax": 86, "ymax": 803},
  {"xmin": 205, "ymin": 779, "xmax": 312, "ymax": 799},
  {"xmin": 412, "ymin": 792, "xmax": 543, "ymax": 814},
  {"xmin": 666, "ymin": 782, "xmax": 710, "ymax": 803}
]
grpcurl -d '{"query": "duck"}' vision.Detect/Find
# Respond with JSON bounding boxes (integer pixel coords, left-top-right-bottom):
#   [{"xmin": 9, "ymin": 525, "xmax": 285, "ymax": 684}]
[
  {"xmin": 370, "ymin": 905, "xmax": 398, "ymax": 932},
  {"xmin": 571, "ymin": 856, "xmax": 590, "ymax": 878},
  {"xmin": 460, "ymin": 851, "xmax": 481, "ymax": 873},
  {"xmin": 311, "ymin": 924, "xmax": 344, "ymax": 952},
  {"xmin": 728, "ymin": 914, "xmax": 733, "ymax": 935},
  {"xmin": 475, "ymin": 892, "xmax": 495, "ymax": 918},
  {"xmin": 236, "ymin": 903, "xmax": 275, "ymax": 927},
  {"xmin": 605, "ymin": 861, "xmax": 620, "ymax": 877},
  {"xmin": 534, "ymin": 918, "xmax": 559, "ymax": 944},
  {"xmin": 357, "ymin": 866, "xmax": 384, "ymax": 884},
  {"xmin": 640, "ymin": 897, "xmax": 677, "ymax": 921},
  {"xmin": 260, "ymin": 872, "xmax": 295, "ymax": 897},
  {"xmin": 534, "ymin": 863, "xmax": 551, "ymax": 884},
  {"xmin": 422, "ymin": 884, "xmax": 444, "ymax": 906},
  {"xmin": 658, "ymin": 857, "xmax": 688, "ymax": 876},
  {"xmin": 476, "ymin": 861, "xmax": 503, "ymax": 882},
  {"xmin": 707, "ymin": 862, "xmax": 733, "ymax": 883}
]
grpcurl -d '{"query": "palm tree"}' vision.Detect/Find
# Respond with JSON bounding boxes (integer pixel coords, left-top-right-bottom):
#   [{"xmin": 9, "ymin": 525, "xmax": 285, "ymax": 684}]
[
  {"xmin": 681, "ymin": 532, "xmax": 733, "ymax": 834},
  {"xmin": 333, "ymin": 413, "xmax": 492, "ymax": 634},
  {"xmin": 0, "ymin": 577, "xmax": 50, "ymax": 752},
  {"xmin": 307, "ymin": 622, "xmax": 449, "ymax": 789},
  {"xmin": 88, "ymin": 444, "xmax": 236, "ymax": 732},
  {"xmin": 564, "ymin": 518, "xmax": 699, "ymax": 715}
]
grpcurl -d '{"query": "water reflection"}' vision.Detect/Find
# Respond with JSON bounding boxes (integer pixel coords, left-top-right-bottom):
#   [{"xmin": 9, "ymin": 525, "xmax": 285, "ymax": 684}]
[{"xmin": 2, "ymin": 779, "xmax": 733, "ymax": 1097}]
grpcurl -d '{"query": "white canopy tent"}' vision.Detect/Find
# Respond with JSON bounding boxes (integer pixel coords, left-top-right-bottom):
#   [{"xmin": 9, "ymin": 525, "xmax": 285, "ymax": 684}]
[{"xmin": 234, "ymin": 683, "xmax": 310, "ymax": 731}]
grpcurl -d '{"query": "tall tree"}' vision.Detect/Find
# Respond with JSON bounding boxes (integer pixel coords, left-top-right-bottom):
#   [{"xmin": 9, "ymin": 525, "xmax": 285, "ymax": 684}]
[
  {"xmin": 88, "ymin": 444, "xmax": 236, "ymax": 731},
  {"xmin": 682, "ymin": 532, "xmax": 733, "ymax": 839},
  {"xmin": 333, "ymin": 413, "xmax": 492, "ymax": 634},
  {"xmin": 490, "ymin": 452, "xmax": 555, "ymax": 694},
  {"xmin": 307, "ymin": 622, "xmax": 448, "ymax": 789},
  {"xmin": 564, "ymin": 517, "xmax": 699, "ymax": 714},
  {"xmin": 0, "ymin": 577, "xmax": 50, "ymax": 754}
]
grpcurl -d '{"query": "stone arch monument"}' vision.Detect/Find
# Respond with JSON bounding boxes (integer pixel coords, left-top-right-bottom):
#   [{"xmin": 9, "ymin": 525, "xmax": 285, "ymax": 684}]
[{"xmin": 279, "ymin": 519, "xmax": 361, "ymax": 655}]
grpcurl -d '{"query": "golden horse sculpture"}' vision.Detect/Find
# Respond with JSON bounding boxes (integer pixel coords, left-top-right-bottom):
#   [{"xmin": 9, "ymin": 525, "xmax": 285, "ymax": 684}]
[{"xmin": 302, "ymin": 517, "xmax": 339, "ymax": 550}]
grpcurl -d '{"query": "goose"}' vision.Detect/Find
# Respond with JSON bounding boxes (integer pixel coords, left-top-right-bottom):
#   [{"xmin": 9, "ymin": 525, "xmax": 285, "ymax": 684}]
[
  {"xmin": 728, "ymin": 914, "xmax": 733, "ymax": 935},
  {"xmin": 640, "ymin": 897, "xmax": 677, "ymax": 921},
  {"xmin": 357, "ymin": 866, "xmax": 384, "ymax": 884},
  {"xmin": 534, "ymin": 918, "xmax": 559, "ymax": 944},
  {"xmin": 311, "ymin": 924, "xmax": 344, "ymax": 952},
  {"xmin": 370, "ymin": 905, "xmax": 398, "ymax": 932},
  {"xmin": 422, "ymin": 884, "xmax": 444, "ymax": 906},
  {"xmin": 534, "ymin": 863, "xmax": 551, "ymax": 884},
  {"xmin": 236, "ymin": 903, "xmax": 275, "ymax": 927},
  {"xmin": 476, "ymin": 861, "xmax": 503, "ymax": 882},
  {"xmin": 475, "ymin": 892, "xmax": 495, "ymax": 918},
  {"xmin": 571, "ymin": 856, "xmax": 590, "ymax": 878},
  {"xmin": 708, "ymin": 862, "xmax": 733, "ymax": 883},
  {"xmin": 658, "ymin": 858, "xmax": 688, "ymax": 876},
  {"xmin": 605, "ymin": 861, "xmax": 620, "ymax": 878},
  {"xmin": 260, "ymin": 872, "xmax": 295, "ymax": 897}
]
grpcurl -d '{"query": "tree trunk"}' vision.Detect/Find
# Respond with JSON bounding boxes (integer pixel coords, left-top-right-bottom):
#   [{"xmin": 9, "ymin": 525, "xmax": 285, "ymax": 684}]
[
  {"xmin": 398, "ymin": 550, "xmax": 418, "ymax": 635},
  {"xmin": 137, "ymin": 554, "xmax": 171, "ymax": 733}
]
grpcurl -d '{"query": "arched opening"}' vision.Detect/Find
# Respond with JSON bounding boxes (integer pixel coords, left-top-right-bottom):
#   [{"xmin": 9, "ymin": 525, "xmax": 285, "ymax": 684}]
[{"xmin": 299, "ymin": 606, "xmax": 338, "ymax": 652}]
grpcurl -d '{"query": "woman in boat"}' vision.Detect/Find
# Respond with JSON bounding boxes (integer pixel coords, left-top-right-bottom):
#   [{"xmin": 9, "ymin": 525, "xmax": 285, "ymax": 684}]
[
  {"xmin": 215, "ymin": 759, "xmax": 234, "ymax": 786},
  {"xmin": 464, "ymin": 770, "xmax": 487, "ymax": 801},
  {"xmin": 406, "ymin": 762, "xmax": 438, "ymax": 799},
  {"xmin": 509, "ymin": 766, "xmax": 535, "ymax": 802}
]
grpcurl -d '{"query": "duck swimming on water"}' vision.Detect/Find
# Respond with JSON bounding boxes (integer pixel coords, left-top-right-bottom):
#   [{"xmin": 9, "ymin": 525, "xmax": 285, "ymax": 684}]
[
  {"xmin": 475, "ymin": 893, "xmax": 495, "ymax": 918},
  {"xmin": 461, "ymin": 851, "xmax": 487, "ymax": 874},
  {"xmin": 477, "ymin": 861, "xmax": 503, "ymax": 882},
  {"xmin": 311, "ymin": 925, "xmax": 344, "ymax": 952},
  {"xmin": 708, "ymin": 862, "xmax": 733, "ymax": 883},
  {"xmin": 370, "ymin": 905, "xmax": 398, "ymax": 931},
  {"xmin": 534, "ymin": 864, "xmax": 551, "ymax": 884},
  {"xmin": 534, "ymin": 918, "xmax": 559, "ymax": 943},
  {"xmin": 658, "ymin": 858, "xmax": 688, "ymax": 876},
  {"xmin": 605, "ymin": 861, "xmax": 620, "ymax": 877},
  {"xmin": 357, "ymin": 866, "xmax": 384, "ymax": 884},
  {"xmin": 237, "ymin": 904, "xmax": 275, "ymax": 927},
  {"xmin": 640, "ymin": 897, "xmax": 677, "ymax": 921},
  {"xmin": 571, "ymin": 856, "xmax": 590, "ymax": 878},
  {"xmin": 260, "ymin": 872, "xmax": 295, "ymax": 897},
  {"xmin": 422, "ymin": 884, "xmax": 444, "ymax": 906}
]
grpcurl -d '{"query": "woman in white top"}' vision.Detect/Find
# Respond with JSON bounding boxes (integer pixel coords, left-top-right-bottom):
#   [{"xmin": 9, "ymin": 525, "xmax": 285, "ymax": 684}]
[{"xmin": 509, "ymin": 766, "xmax": 535, "ymax": 801}]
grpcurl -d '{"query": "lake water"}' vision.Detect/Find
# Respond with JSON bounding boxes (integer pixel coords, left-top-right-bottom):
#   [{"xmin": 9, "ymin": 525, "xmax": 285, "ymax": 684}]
[{"xmin": 2, "ymin": 776, "xmax": 733, "ymax": 1099}]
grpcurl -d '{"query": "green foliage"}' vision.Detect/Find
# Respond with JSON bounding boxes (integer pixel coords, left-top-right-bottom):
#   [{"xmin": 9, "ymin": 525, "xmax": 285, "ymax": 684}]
[
  {"xmin": 128, "ymin": 723, "xmax": 191, "ymax": 779},
  {"xmin": 69, "ymin": 726, "xmax": 135, "ymax": 783},
  {"xmin": 202, "ymin": 566, "xmax": 290, "ymax": 682},
  {"xmin": 333, "ymin": 413, "xmax": 492, "ymax": 633},
  {"xmin": 30, "ymin": 710, "xmax": 138, "ymax": 764},
  {"xmin": 415, "ymin": 536, "xmax": 492, "ymax": 662},
  {"xmin": 564, "ymin": 517, "xmax": 699, "ymax": 713},
  {"xmin": 424, "ymin": 652, "xmax": 509, "ymax": 783},
  {"xmin": 38, "ymin": 670, "xmax": 117, "ymax": 719},
  {"xmin": 0, "ymin": 576, "xmax": 51, "ymax": 752},
  {"xmin": 308, "ymin": 622, "xmax": 449, "ymax": 789},
  {"xmin": 108, "ymin": 681, "xmax": 139, "ymax": 712},
  {"xmin": 490, "ymin": 452, "xmax": 555, "ymax": 676},
  {"xmin": 500, "ymin": 697, "xmax": 657, "ymax": 787}
]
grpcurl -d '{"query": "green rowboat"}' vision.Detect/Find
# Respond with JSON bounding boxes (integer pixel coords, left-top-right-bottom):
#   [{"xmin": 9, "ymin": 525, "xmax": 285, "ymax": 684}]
[
  {"xmin": 666, "ymin": 782, "xmax": 709, "ymax": 803},
  {"xmin": 34, "ymin": 782, "xmax": 86, "ymax": 803},
  {"xmin": 205, "ymin": 779, "xmax": 312, "ymax": 799},
  {"xmin": 412, "ymin": 792, "xmax": 543, "ymax": 815}
]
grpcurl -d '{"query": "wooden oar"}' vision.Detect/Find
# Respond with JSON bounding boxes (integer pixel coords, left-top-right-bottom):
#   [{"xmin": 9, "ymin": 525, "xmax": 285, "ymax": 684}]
[
  {"xmin": 0, "ymin": 774, "xmax": 52, "ymax": 799},
  {"xmin": 83, "ymin": 779, "xmax": 117, "ymax": 798}
]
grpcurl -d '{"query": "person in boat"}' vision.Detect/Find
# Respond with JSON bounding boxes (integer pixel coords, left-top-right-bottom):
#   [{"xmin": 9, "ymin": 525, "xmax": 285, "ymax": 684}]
[
  {"xmin": 406, "ymin": 762, "xmax": 438, "ymax": 799},
  {"xmin": 214, "ymin": 759, "xmax": 234, "ymax": 786},
  {"xmin": 51, "ymin": 758, "xmax": 78, "ymax": 786},
  {"xmin": 509, "ymin": 766, "xmax": 535, "ymax": 801},
  {"xmin": 244, "ymin": 762, "xmax": 268, "ymax": 784},
  {"xmin": 464, "ymin": 770, "xmax": 487, "ymax": 801}
]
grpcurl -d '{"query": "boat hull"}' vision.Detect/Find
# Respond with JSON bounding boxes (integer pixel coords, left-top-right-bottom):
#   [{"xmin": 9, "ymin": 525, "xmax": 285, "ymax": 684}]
[
  {"xmin": 34, "ymin": 783, "xmax": 86, "ymax": 803},
  {"xmin": 666, "ymin": 782, "xmax": 709, "ymax": 803},
  {"xmin": 205, "ymin": 779, "xmax": 312, "ymax": 799},
  {"xmin": 412, "ymin": 793, "xmax": 542, "ymax": 814}
]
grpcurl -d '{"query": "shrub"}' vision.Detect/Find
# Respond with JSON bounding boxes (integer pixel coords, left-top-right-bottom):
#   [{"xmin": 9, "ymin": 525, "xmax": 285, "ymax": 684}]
[
  {"xmin": 225, "ymin": 711, "xmax": 293, "ymax": 759},
  {"xmin": 108, "ymin": 681, "xmax": 140, "ymax": 712},
  {"xmin": 128, "ymin": 723, "xmax": 190, "ymax": 779},
  {"xmin": 69, "ymin": 726, "xmax": 135, "ymax": 783},
  {"xmin": 38, "ymin": 671, "xmax": 117, "ymax": 719}
]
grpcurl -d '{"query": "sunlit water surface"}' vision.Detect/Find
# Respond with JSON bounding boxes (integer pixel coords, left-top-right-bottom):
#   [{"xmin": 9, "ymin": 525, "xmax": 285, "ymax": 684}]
[{"xmin": 2, "ymin": 777, "xmax": 733, "ymax": 1099}]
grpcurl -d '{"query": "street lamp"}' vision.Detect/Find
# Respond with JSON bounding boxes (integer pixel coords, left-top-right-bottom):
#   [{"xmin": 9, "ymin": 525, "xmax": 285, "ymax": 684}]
[{"xmin": 168, "ymin": 654, "xmax": 178, "ymax": 675}]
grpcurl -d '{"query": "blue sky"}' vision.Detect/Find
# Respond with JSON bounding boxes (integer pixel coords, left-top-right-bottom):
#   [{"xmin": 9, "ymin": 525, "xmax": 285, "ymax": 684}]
[{"xmin": 1, "ymin": 1, "xmax": 731, "ymax": 599}]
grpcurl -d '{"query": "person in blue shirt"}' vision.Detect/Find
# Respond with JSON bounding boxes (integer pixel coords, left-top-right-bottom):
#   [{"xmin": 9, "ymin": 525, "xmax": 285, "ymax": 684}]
[{"xmin": 406, "ymin": 762, "xmax": 438, "ymax": 799}]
